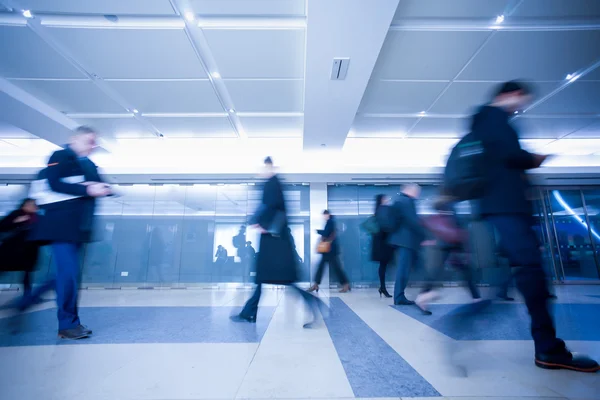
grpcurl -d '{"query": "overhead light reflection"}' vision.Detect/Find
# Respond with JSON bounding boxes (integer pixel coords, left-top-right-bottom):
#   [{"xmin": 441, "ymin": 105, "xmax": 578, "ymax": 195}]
[
  {"xmin": 22, "ymin": 10, "xmax": 32, "ymax": 18},
  {"xmin": 552, "ymin": 190, "xmax": 600, "ymax": 241}
]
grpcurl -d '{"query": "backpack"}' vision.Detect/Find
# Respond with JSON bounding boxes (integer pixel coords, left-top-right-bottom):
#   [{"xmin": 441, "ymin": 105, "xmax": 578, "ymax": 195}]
[{"xmin": 444, "ymin": 132, "xmax": 486, "ymax": 201}]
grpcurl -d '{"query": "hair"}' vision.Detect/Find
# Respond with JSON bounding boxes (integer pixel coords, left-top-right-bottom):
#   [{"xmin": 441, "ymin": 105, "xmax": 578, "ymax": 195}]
[
  {"xmin": 375, "ymin": 194, "xmax": 386, "ymax": 212},
  {"xmin": 323, "ymin": 210, "xmax": 331, "ymax": 216},
  {"xmin": 75, "ymin": 125, "xmax": 97, "ymax": 135},
  {"xmin": 264, "ymin": 156, "xmax": 273, "ymax": 166},
  {"xmin": 493, "ymin": 80, "xmax": 533, "ymax": 98},
  {"xmin": 19, "ymin": 198, "xmax": 35, "ymax": 209}
]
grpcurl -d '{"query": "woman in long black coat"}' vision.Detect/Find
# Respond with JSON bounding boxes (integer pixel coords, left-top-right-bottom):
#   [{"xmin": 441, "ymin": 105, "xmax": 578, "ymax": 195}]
[
  {"xmin": 231, "ymin": 157, "xmax": 323, "ymax": 328},
  {"xmin": 372, "ymin": 194, "xmax": 395, "ymax": 298},
  {"xmin": 0, "ymin": 198, "xmax": 40, "ymax": 296}
]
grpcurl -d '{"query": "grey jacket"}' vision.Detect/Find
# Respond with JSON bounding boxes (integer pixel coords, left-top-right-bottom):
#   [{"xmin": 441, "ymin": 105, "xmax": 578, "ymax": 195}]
[{"xmin": 386, "ymin": 193, "xmax": 426, "ymax": 251}]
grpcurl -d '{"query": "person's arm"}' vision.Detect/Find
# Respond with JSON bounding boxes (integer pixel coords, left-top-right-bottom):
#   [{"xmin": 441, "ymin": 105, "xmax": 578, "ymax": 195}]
[
  {"xmin": 320, "ymin": 220, "xmax": 335, "ymax": 240},
  {"xmin": 45, "ymin": 152, "xmax": 89, "ymax": 197},
  {"xmin": 478, "ymin": 112, "xmax": 540, "ymax": 170}
]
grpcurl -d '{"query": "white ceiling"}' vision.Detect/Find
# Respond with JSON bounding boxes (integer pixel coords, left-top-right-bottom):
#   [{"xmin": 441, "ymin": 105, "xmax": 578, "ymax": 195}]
[{"xmin": 0, "ymin": 0, "xmax": 600, "ymax": 171}]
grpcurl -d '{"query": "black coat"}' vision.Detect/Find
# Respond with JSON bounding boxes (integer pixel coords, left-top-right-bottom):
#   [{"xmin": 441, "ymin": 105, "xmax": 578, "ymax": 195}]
[
  {"xmin": 475, "ymin": 105, "xmax": 539, "ymax": 216},
  {"xmin": 371, "ymin": 206, "xmax": 394, "ymax": 262},
  {"xmin": 387, "ymin": 193, "xmax": 426, "ymax": 251},
  {"xmin": 0, "ymin": 210, "xmax": 40, "ymax": 272},
  {"xmin": 29, "ymin": 146, "xmax": 103, "ymax": 244},
  {"xmin": 253, "ymin": 175, "xmax": 298, "ymax": 284},
  {"xmin": 318, "ymin": 217, "xmax": 340, "ymax": 256}
]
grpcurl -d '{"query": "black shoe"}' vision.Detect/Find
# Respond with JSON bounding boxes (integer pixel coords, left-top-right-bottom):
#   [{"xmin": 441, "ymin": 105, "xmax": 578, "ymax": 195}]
[
  {"xmin": 58, "ymin": 325, "xmax": 90, "ymax": 340},
  {"xmin": 379, "ymin": 288, "xmax": 392, "ymax": 298},
  {"xmin": 497, "ymin": 294, "xmax": 515, "ymax": 301},
  {"xmin": 230, "ymin": 314, "xmax": 256, "ymax": 323},
  {"xmin": 394, "ymin": 297, "xmax": 415, "ymax": 306},
  {"xmin": 80, "ymin": 325, "xmax": 93, "ymax": 335},
  {"xmin": 535, "ymin": 352, "xmax": 600, "ymax": 373}
]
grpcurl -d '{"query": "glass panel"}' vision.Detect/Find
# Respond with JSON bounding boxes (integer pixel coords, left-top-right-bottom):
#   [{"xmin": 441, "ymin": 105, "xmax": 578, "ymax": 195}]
[
  {"xmin": 548, "ymin": 189, "xmax": 599, "ymax": 281},
  {"xmin": 581, "ymin": 189, "xmax": 600, "ymax": 280}
]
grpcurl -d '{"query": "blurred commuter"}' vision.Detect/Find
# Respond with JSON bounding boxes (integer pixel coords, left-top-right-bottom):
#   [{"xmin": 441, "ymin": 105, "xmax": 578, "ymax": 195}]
[
  {"xmin": 215, "ymin": 245, "xmax": 228, "ymax": 266},
  {"xmin": 26, "ymin": 126, "xmax": 112, "ymax": 340},
  {"xmin": 368, "ymin": 194, "xmax": 394, "ymax": 298},
  {"xmin": 475, "ymin": 81, "xmax": 598, "ymax": 372},
  {"xmin": 231, "ymin": 157, "xmax": 324, "ymax": 328},
  {"xmin": 309, "ymin": 210, "xmax": 350, "ymax": 293},
  {"xmin": 415, "ymin": 195, "xmax": 481, "ymax": 315},
  {"xmin": 0, "ymin": 198, "xmax": 41, "ymax": 300},
  {"xmin": 381, "ymin": 183, "xmax": 426, "ymax": 306}
]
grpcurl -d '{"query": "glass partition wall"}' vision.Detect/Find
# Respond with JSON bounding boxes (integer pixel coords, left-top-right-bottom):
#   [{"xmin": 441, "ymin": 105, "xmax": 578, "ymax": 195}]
[
  {"xmin": 326, "ymin": 184, "xmax": 600, "ymax": 287},
  {"xmin": 1, "ymin": 182, "xmax": 599, "ymax": 288},
  {"xmin": 0, "ymin": 183, "xmax": 311, "ymax": 288}
]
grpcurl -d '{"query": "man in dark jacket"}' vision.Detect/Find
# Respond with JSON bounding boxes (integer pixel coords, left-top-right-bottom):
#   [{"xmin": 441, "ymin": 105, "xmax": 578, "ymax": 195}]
[
  {"xmin": 27, "ymin": 126, "xmax": 112, "ymax": 340},
  {"xmin": 386, "ymin": 184, "xmax": 427, "ymax": 306},
  {"xmin": 477, "ymin": 81, "xmax": 598, "ymax": 372}
]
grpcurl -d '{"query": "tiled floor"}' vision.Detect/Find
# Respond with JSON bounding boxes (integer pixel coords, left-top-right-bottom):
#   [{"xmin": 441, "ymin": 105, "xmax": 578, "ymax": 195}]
[{"xmin": 0, "ymin": 285, "xmax": 599, "ymax": 400}]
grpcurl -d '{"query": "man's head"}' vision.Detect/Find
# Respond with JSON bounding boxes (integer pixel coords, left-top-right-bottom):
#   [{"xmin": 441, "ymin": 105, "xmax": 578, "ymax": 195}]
[
  {"xmin": 323, "ymin": 210, "xmax": 331, "ymax": 221},
  {"xmin": 70, "ymin": 126, "xmax": 98, "ymax": 157},
  {"xmin": 492, "ymin": 80, "xmax": 534, "ymax": 113},
  {"xmin": 401, "ymin": 183, "xmax": 421, "ymax": 199},
  {"xmin": 260, "ymin": 156, "xmax": 276, "ymax": 178}
]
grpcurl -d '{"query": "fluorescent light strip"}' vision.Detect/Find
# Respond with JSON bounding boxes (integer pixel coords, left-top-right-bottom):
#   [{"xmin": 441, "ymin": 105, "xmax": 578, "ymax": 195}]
[
  {"xmin": 40, "ymin": 16, "xmax": 185, "ymax": 29},
  {"xmin": 197, "ymin": 17, "xmax": 306, "ymax": 29}
]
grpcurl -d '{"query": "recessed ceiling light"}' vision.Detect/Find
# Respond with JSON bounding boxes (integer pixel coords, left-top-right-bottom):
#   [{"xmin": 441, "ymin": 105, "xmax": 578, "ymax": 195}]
[
  {"xmin": 228, "ymin": 109, "xmax": 235, "ymax": 113},
  {"xmin": 22, "ymin": 10, "xmax": 32, "ymax": 18},
  {"xmin": 495, "ymin": 15, "xmax": 505, "ymax": 24},
  {"xmin": 566, "ymin": 74, "xmax": 573, "ymax": 80},
  {"xmin": 514, "ymin": 111, "xmax": 519, "ymax": 114},
  {"xmin": 184, "ymin": 12, "xmax": 195, "ymax": 22},
  {"xmin": 132, "ymin": 109, "xmax": 139, "ymax": 114},
  {"xmin": 211, "ymin": 72, "xmax": 221, "ymax": 79},
  {"xmin": 419, "ymin": 111, "xmax": 426, "ymax": 115},
  {"xmin": 568, "ymin": 74, "xmax": 580, "ymax": 83}
]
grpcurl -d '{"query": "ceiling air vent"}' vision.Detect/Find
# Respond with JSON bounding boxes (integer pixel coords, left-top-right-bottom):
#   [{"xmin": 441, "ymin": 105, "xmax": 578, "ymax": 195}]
[{"xmin": 331, "ymin": 58, "xmax": 350, "ymax": 80}]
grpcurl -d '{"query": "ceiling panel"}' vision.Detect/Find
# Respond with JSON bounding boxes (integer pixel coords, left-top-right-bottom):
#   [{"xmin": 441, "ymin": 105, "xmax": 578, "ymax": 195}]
[
  {"xmin": 146, "ymin": 117, "xmax": 236, "ymax": 138},
  {"xmin": 514, "ymin": 117, "xmax": 596, "ymax": 139},
  {"xmin": 358, "ymin": 81, "xmax": 447, "ymax": 114},
  {"xmin": 372, "ymin": 31, "xmax": 490, "ymax": 80},
  {"xmin": 566, "ymin": 120, "xmax": 600, "ymax": 138},
  {"xmin": 204, "ymin": 30, "xmax": 305, "ymax": 79},
  {"xmin": 72, "ymin": 117, "xmax": 153, "ymax": 139},
  {"xmin": 430, "ymin": 81, "xmax": 556, "ymax": 114},
  {"xmin": 226, "ymin": 80, "xmax": 303, "ymax": 112},
  {"xmin": 17, "ymin": 0, "xmax": 176, "ymax": 15},
  {"xmin": 241, "ymin": 117, "xmax": 303, "ymax": 138},
  {"xmin": 0, "ymin": 122, "xmax": 37, "ymax": 139},
  {"xmin": 191, "ymin": 0, "xmax": 305, "ymax": 16},
  {"xmin": 0, "ymin": 26, "xmax": 85, "ymax": 79},
  {"xmin": 349, "ymin": 116, "xmax": 418, "ymax": 138},
  {"xmin": 530, "ymin": 82, "xmax": 600, "ymax": 115},
  {"xmin": 394, "ymin": 0, "xmax": 514, "ymax": 19},
  {"xmin": 459, "ymin": 31, "xmax": 600, "ymax": 81},
  {"xmin": 47, "ymin": 28, "xmax": 206, "ymax": 79},
  {"xmin": 408, "ymin": 117, "xmax": 469, "ymax": 138},
  {"xmin": 106, "ymin": 80, "xmax": 223, "ymax": 113},
  {"xmin": 12, "ymin": 80, "xmax": 124, "ymax": 113},
  {"xmin": 512, "ymin": 0, "xmax": 600, "ymax": 18}
]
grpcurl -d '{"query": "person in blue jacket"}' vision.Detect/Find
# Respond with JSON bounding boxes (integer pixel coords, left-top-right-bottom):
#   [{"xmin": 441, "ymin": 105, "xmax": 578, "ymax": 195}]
[
  {"xmin": 26, "ymin": 126, "xmax": 112, "ymax": 340},
  {"xmin": 475, "ymin": 81, "xmax": 598, "ymax": 372}
]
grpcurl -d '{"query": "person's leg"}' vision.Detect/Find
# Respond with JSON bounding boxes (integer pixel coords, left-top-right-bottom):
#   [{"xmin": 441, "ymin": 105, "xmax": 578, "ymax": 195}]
[
  {"xmin": 330, "ymin": 255, "xmax": 349, "ymax": 286},
  {"xmin": 22, "ymin": 271, "xmax": 32, "ymax": 296},
  {"xmin": 487, "ymin": 215, "xmax": 598, "ymax": 371},
  {"xmin": 378, "ymin": 260, "xmax": 387, "ymax": 289},
  {"xmin": 422, "ymin": 245, "xmax": 448, "ymax": 293},
  {"xmin": 240, "ymin": 284, "xmax": 262, "ymax": 320},
  {"xmin": 52, "ymin": 242, "xmax": 82, "ymax": 331},
  {"xmin": 394, "ymin": 248, "xmax": 415, "ymax": 305}
]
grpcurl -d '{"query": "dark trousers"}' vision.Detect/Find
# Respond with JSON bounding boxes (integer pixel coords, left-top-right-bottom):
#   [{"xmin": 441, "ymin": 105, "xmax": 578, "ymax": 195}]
[
  {"xmin": 422, "ymin": 245, "xmax": 480, "ymax": 299},
  {"xmin": 485, "ymin": 214, "xmax": 565, "ymax": 355},
  {"xmin": 378, "ymin": 260, "xmax": 390, "ymax": 288},
  {"xmin": 21, "ymin": 243, "xmax": 82, "ymax": 330},
  {"xmin": 314, "ymin": 253, "xmax": 349, "ymax": 285},
  {"xmin": 240, "ymin": 283, "xmax": 318, "ymax": 319},
  {"xmin": 394, "ymin": 247, "xmax": 416, "ymax": 303}
]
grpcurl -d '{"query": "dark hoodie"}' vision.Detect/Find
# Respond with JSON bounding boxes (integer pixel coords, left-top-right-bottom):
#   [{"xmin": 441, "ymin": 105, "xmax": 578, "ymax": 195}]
[{"xmin": 473, "ymin": 105, "xmax": 539, "ymax": 216}]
